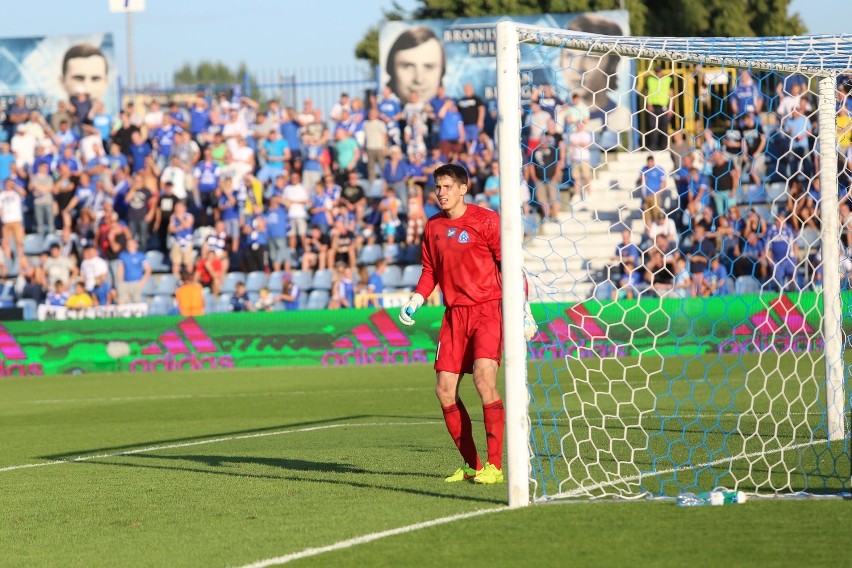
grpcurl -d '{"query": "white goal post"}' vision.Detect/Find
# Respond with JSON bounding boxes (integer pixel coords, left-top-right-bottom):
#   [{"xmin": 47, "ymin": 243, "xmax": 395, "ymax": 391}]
[{"xmin": 496, "ymin": 20, "xmax": 851, "ymax": 507}]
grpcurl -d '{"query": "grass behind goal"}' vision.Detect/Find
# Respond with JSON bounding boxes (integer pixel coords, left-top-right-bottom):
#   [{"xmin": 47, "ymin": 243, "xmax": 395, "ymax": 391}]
[{"xmin": 1, "ymin": 363, "xmax": 849, "ymax": 567}]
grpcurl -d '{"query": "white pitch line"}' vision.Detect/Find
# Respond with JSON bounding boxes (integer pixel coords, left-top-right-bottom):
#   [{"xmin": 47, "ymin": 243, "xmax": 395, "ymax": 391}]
[
  {"xmin": 236, "ymin": 507, "xmax": 505, "ymax": 568},
  {"xmin": 0, "ymin": 421, "xmax": 436, "ymax": 473},
  {"xmin": 554, "ymin": 437, "xmax": 828, "ymax": 499}
]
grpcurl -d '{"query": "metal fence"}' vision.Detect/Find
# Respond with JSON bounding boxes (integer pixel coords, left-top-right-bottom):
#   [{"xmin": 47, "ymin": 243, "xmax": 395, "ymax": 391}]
[{"xmin": 117, "ymin": 65, "xmax": 378, "ymax": 115}]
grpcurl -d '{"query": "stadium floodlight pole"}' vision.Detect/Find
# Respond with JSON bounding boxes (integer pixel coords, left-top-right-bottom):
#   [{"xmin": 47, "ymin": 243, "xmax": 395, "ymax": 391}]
[
  {"xmin": 496, "ymin": 20, "xmax": 530, "ymax": 508},
  {"xmin": 126, "ymin": 11, "xmax": 136, "ymax": 91},
  {"xmin": 816, "ymin": 75, "xmax": 845, "ymax": 443}
]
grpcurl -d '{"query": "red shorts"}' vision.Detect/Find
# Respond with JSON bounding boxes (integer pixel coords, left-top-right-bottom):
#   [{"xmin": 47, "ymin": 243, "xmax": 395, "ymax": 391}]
[{"xmin": 435, "ymin": 299, "xmax": 503, "ymax": 375}]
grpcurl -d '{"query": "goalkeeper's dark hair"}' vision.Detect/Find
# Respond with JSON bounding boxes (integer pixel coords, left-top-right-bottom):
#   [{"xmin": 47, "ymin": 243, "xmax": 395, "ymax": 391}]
[{"xmin": 433, "ymin": 163, "xmax": 469, "ymax": 186}]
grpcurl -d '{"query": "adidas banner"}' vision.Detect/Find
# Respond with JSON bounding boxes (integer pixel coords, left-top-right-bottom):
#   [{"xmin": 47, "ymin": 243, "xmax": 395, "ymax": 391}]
[{"xmin": 0, "ymin": 292, "xmax": 844, "ymax": 377}]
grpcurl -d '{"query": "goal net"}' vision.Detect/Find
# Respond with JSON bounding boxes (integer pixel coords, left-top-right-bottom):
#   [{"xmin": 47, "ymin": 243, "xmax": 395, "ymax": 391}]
[{"xmin": 496, "ymin": 21, "xmax": 851, "ymax": 505}]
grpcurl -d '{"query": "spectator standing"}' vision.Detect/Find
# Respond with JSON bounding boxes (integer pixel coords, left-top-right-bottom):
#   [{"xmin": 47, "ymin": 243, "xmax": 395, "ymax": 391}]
[
  {"xmin": 169, "ymin": 202, "xmax": 196, "ymax": 278},
  {"xmin": 79, "ymin": 245, "xmax": 109, "ymax": 292},
  {"xmin": 29, "ymin": 161, "xmax": 56, "ymax": 236},
  {"xmin": 265, "ymin": 195, "xmax": 292, "ymax": 272},
  {"xmin": 193, "ymin": 147, "xmax": 221, "ymax": 226},
  {"xmin": 730, "ymin": 70, "xmax": 763, "ymax": 120},
  {"xmin": 567, "ymin": 121, "xmax": 593, "ymax": 199},
  {"xmin": 644, "ymin": 65, "xmax": 674, "ymax": 151},
  {"xmin": 529, "ymin": 126, "xmax": 564, "ymax": 221},
  {"xmin": 639, "ymin": 155, "xmax": 668, "ymax": 232},
  {"xmin": 457, "ymin": 83, "xmax": 485, "ymax": 151},
  {"xmin": 707, "ymin": 150, "xmax": 741, "ymax": 218},
  {"xmin": 333, "ymin": 129, "xmax": 361, "ymax": 180},
  {"xmin": 366, "ymin": 259, "xmax": 386, "ymax": 307},
  {"xmin": 175, "ymin": 271, "xmax": 205, "ymax": 316},
  {"xmin": 0, "ymin": 177, "xmax": 26, "ymax": 265},
  {"xmin": 688, "ymin": 224, "xmax": 716, "ymax": 294},
  {"xmin": 764, "ymin": 211, "xmax": 799, "ymax": 290},
  {"xmin": 124, "ymin": 174, "xmax": 155, "ymax": 251},
  {"xmin": 116, "ymin": 238, "xmax": 151, "ymax": 304},
  {"xmin": 283, "ymin": 172, "xmax": 309, "ymax": 253}
]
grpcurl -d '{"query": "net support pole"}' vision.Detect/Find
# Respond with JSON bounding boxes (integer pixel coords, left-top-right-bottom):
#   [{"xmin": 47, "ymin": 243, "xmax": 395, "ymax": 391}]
[
  {"xmin": 816, "ymin": 75, "xmax": 846, "ymax": 442},
  {"xmin": 496, "ymin": 21, "xmax": 530, "ymax": 508}
]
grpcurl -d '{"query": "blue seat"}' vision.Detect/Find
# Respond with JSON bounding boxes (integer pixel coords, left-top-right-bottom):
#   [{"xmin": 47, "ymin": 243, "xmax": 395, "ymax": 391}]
[
  {"xmin": 305, "ymin": 289, "xmax": 330, "ymax": 310},
  {"xmin": 23, "ymin": 234, "xmax": 44, "ymax": 256},
  {"xmin": 141, "ymin": 277, "xmax": 157, "ymax": 298},
  {"xmin": 401, "ymin": 265, "xmax": 422, "ymax": 289},
  {"xmin": 311, "ymin": 269, "xmax": 333, "ymax": 291},
  {"xmin": 149, "ymin": 294, "xmax": 174, "ymax": 316},
  {"xmin": 245, "ymin": 271, "xmax": 268, "ymax": 293},
  {"xmin": 267, "ymin": 270, "xmax": 287, "ymax": 293},
  {"xmin": 358, "ymin": 243, "xmax": 383, "ymax": 265},
  {"xmin": 217, "ymin": 293, "xmax": 234, "ymax": 313},
  {"xmin": 292, "ymin": 270, "xmax": 313, "ymax": 292},
  {"xmin": 202, "ymin": 290, "xmax": 216, "ymax": 312},
  {"xmin": 221, "ymin": 272, "xmax": 246, "ymax": 295},
  {"xmin": 383, "ymin": 243, "xmax": 400, "ymax": 263},
  {"xmin": 155, "ymin": 274, "xmax": 178, "ymax": 296},
  {"xmin": 735, "ymin": 276, "xmax": 761, "ymax": 295},
  {"xmin": 381, "ymin": 265, "xmax": 402, "ymax": 289},
  {"xmin": 145, "ymin": 250, "xmax": 169, "ymax": 273}
]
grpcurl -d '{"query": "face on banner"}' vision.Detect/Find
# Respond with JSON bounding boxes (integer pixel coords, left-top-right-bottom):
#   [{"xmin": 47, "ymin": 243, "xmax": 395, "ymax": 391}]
[
  {"xmin": 384, "ymin": 26, "xmax": 446, "ymax": 105},
  {"xmin": 0, "ymin": 34, "xmax": 116, "ymax": 113},
  {"xmin": 60, "ymin": 44, "xmax": 110, "ymax": 102}
]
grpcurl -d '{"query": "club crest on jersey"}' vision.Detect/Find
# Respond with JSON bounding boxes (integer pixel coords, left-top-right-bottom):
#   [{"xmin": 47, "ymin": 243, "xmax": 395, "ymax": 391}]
[
  {"xmin": 447, "ymin": 228, "xmax": 457, "ymax": 238},
  {"xmin": 458, "ymin": 230, "xmax": 470, "ymax": 244}
]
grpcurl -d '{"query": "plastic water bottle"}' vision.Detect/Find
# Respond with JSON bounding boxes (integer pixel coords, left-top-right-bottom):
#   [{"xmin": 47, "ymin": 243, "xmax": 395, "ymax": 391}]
[{"xmin": 676, "ymin": 490, "xmax": 747, "ymax": 506}]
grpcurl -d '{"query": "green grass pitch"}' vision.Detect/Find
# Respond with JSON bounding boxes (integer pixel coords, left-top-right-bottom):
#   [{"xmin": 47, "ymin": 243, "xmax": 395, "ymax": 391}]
[{"xmin": 0, "ymin": 363, "xmax": 848, "ymax": 567}]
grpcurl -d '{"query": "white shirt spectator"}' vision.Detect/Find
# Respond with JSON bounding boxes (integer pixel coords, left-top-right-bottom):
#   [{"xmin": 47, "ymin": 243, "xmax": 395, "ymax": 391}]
[
  {"xmin": 11, "ymin": 130, "xmax": 36, "ymax": 170},
  {"xmin": 649, "ymin": 216, "xmax": 679, "ymax": 248},
  {"xmin": 160, "ymin": 166, "xmax": 188, "ymax": 200},
  {"xmin": 0, "ymin": 188, "xmax": 24, "ymax": 224},
  {"xmin": 144, "ymin": 108, "xmax": 164, "ymax": 132},
  {"xmin": 79, "ymin": 134, "xmax": 104, "ymax": 165},
  {"xmin": 568, "ymin": 129, "xmax": 593, "ymax": 163},
  {"xmin": 283, "ymin": 182, "xmax": 309, "ymax": 219},
  {"xmin": 80, "ymin": 255, "xmax": 109, "ymax": 290}
]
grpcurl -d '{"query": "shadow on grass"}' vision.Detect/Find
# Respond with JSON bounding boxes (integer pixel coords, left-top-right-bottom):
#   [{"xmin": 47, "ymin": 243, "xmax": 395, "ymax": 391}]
[
  {"xmin": 83, "ymin": 456, "xmax": 505, "ymax": 505},
  {"xmin": 39, "ymin": 414, "xmax": 441, "ymax": 461}
]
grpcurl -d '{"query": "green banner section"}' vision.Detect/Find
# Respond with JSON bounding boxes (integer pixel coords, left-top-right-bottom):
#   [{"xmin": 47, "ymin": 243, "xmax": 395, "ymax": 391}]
[{"xmin": 0, "ymin": 291, "xmax": 841, "ymax": 377}]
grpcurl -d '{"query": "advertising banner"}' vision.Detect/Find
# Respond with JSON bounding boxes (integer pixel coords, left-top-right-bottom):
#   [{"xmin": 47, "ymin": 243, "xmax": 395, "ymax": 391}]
[
  {"xmin": 37, "ymin": 302, "xmax": 148, "ymax": 321},
  {"xmin": 0, "ymin": 34, "xmax": 117, "ymax": 119},
  {"xmin": 379, "ymin": 11, "xmax": 631, "ymax": 129},
  {"xmin": 0, "ymin": 292, "xmax": 841, "ymax": 377}
]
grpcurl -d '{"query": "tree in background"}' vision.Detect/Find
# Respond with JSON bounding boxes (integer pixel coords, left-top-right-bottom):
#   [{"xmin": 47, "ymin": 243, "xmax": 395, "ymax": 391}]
[
  {"xmin": 173, "ymin": 61, "xmax": 261, "ymax": 102},
  {"xmin": 355, "ymin": 0, "xmax": 806, "ymax": 67}
]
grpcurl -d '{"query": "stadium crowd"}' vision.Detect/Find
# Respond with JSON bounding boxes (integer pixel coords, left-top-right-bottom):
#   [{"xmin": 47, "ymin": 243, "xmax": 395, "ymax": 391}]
[
  {"xmin": 0, "ymin": 67, "xmax": 850, "ymax": 315},
  {"xmin": 605, "ymin": 70, "xmax": 852, "ymax": 300}
]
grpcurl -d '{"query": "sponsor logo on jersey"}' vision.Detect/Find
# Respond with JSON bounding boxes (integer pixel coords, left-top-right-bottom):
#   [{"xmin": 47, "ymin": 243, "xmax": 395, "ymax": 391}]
[{"xmin": 447, "ymin": 228, "xmax": 457, "ymax": 238}]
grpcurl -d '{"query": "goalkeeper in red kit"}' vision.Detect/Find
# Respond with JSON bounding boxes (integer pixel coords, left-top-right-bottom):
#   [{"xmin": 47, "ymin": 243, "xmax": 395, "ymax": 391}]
[{"xmin": 399, "ymin": 163, "xmax": 537, "ymax": 484}]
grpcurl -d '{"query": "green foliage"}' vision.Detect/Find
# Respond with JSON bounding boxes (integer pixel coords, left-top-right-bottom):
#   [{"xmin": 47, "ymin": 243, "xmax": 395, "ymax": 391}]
[
  {"xmin": 173, "ymin": 61, "xmax": 261, "ymax": 101},
  {"xmin": 355, "ymin": 0, "xmax": 806, "ymax": 66}
]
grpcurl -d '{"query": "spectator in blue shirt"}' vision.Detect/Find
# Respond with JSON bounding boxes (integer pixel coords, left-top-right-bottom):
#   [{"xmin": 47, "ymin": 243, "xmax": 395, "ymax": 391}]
[
  {"xmin": 257, "ymin": 128, "xmax": 290, "ymax": 183},
  {"xmin": 639, "ymin": 155, "xmax": 668, "ymax": 232},
  {"xmin": 765, "ymin": 211, "xmax": 799, "ymax": 290},
  {"xmin": 275, "ymin": 272, "xmax": 301, "ymax": 310},
  {"xmin": 265, "ymin": 195, "xmax": 291, "ymax": 272},
  {"xmin": 116, "ymin": 238, "xmax": 151, "ymax": 304},
  {"xmin": 128, "ymin": 130, "xmax": 152, "ymax": 173},
  {"xmin": 230, "ymin": 281, "xmax": 254, "ymax": 312},
  {"xmin": 366, "ymin": 258, "xmax": 386, "ymax": 307}
]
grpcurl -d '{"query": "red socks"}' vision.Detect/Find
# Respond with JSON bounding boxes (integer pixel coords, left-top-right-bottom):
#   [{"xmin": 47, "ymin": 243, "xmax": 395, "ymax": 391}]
[
  {"xmin": 442, "ymin": 400, "xmax": 482, "ymax": 470},
  {"xmin": 482, "ymin": 399, "xmax": 505, "ymax": 470}
]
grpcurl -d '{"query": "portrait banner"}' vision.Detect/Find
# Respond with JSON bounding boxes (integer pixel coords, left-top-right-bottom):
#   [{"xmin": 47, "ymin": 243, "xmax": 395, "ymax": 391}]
[
  {"xmin": 379, "ymin": 11, "xmax": 631, "ymax": 130},
  {"xmin": 0, "ymin": 34, "xmax": 117, "ymax": 118}
]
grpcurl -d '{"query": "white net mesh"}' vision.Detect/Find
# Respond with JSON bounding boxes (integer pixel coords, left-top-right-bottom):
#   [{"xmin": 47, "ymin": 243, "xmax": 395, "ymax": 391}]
[{"xmin": 500, "ymin": 23, "xmax": 851, "ymax": 501}]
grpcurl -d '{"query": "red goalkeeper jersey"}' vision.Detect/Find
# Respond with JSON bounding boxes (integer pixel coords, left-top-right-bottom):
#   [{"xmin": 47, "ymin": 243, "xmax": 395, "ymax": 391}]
[{"xmin": 414, "ymin": 204, "xmax": 502, "ymax": 307}]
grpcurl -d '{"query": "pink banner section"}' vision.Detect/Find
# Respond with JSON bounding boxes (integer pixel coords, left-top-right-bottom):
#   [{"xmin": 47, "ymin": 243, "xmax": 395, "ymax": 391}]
[
  {"xmin": 350, "ymin": 324, "xmax": 383, "ymax": 348},
  {"xmin": 369, "ymin": 310, "xmax": 411, "ymax": 347},
  {"xmin": 160, "ymin": 331, "xmax": 190, "ymax": 355},
  {"xmin": 178, "ymin": 319, "xmax": 217, "ymax": 353},
  {"xmin": 565, "ymin": 304, "xmax": 607, "ymax": 339},
  {"xmin": 0, "ymin": 326, "xmax": 26, "ymax": 360}
]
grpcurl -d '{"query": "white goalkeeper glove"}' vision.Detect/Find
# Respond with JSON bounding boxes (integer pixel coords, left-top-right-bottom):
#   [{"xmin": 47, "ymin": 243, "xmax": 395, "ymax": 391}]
[
  {"xmin": 399, "ymin": 293, "xmax": 425, "ymax": 326},
  {"xmin": 524, "ymin": 301, "xmax": 538, "ymax": 341}
]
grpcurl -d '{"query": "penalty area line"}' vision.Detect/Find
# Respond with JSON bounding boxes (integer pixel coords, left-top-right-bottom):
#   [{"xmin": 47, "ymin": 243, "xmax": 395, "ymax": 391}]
[
  {"xmin": 0, "ymin": 421, "xmax": 436, "ymax": 474},
  {"xmin": 235, "ymin": 507, "xmax": 505, "ymax": 568}
]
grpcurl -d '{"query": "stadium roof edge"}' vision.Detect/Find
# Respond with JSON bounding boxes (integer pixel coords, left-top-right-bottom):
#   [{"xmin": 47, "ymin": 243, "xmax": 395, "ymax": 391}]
[{"xmin": 512, "ymin": 25, "xmax": 852, "ymax": 76}]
